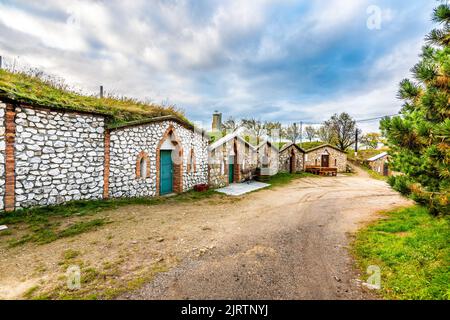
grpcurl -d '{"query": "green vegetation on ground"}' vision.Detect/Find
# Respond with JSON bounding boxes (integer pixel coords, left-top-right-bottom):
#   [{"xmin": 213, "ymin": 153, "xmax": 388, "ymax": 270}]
[
  {"xmin": 353, "ymin": 206, "xmax": 450, "ymax": 300},
  {"xmin": 263, "ymin": 172, "xmax": 317, "ymax": 188},
  {"xmin": 0, "ymin": 189, "xmax": 220, "ymax": 246},
  {"xmin": 0, "ymin": 69, "xmax": 187, "ymax": 126}
]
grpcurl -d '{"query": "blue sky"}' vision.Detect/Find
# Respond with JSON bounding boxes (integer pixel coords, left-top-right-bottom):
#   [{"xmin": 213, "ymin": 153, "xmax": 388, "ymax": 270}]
[{"xmin": 0, "ymin": 0, "xmax": 437, "ymax": 132}]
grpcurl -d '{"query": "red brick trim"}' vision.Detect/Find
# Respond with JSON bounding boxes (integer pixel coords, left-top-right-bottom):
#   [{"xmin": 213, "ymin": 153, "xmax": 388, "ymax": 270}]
[
  {"xmin": 156, "ymin": 125, "xmax": 184, "ymax": 195},
  {"xmin": 4, "ymin": 104, "xmax": 15, "ymax": 211},
  {"xmin": 135, "ymin": 151, "xmax": 151, "ymax": 179},
  {"xmin": 233, "ymin": 138, "xmax": 241, "ymax": 183},
  {"xmin": 103, "ymin": 129, "xmax": 110, "ymax": 199}
]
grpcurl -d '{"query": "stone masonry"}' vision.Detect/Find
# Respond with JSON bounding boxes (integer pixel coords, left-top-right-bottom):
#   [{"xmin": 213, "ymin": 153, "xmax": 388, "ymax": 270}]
[
  {"xmin": 304, "ymin": 145, "xmax": 347, "ymax": 172},
  {"xmin": 109, "ymin": 121, "xmax": 208, "ymax": 198},
  {"xmin": 14, "ymin": 106, "xmax": 105, "ymax": 208}
]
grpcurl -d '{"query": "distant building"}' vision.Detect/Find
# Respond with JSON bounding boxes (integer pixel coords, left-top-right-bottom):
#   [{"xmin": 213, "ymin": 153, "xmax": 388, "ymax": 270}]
[
  {"xmin": 366, "ymin": 152, "xmax": 390, "ymax": 176},
  {"xmin": 211, "ymin": 111, "xmax": 222, "ymax": 132}
]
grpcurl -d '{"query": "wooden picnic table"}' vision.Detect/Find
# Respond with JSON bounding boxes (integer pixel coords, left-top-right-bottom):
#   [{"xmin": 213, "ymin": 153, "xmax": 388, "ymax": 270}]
[{"xmin": 306, "ymin": 166, "xmax": 337, "ymax": 176}]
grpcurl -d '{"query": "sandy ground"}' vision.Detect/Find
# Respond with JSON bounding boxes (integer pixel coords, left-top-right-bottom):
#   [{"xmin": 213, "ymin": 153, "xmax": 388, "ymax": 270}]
[{"xmin": 0, "ymin": 168, "xmax": 412, "ymax": 300}]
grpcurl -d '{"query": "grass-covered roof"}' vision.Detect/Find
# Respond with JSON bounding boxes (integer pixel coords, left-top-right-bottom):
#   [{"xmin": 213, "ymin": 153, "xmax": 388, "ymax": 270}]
[{"xmin": 0, "ymin": 69, "xmax": 188, "ymax": 126}]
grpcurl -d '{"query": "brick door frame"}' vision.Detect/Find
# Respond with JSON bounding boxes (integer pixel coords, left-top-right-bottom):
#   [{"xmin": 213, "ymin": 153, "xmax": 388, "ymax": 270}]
[
  {"xmin": 4, "ymin": 104, "xmax": 16, "ymax": 212},
  {"xmin": 156, "ymin": 125, "xmax": 183, "ymax": 195}
]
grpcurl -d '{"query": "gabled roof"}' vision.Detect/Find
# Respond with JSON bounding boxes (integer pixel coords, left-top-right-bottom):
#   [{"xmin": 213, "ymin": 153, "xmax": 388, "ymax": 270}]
[
  {"xmin": 367, "ymin": 152, "xmax": 389, "ymax": 162},
  {"xmin": 208, "ymin": 132, "xmax": 257, "ymax": 151},
  {"xmin": 304, "ymin": 143, "xmax": 344, "ymax": 153},
  {"xmin": 256, "ymin": 140, "xmax": 279, "ymax": 151},
  {"xmin": 280, "ymin": 142, "xmax": 306, "ymax": 153}
]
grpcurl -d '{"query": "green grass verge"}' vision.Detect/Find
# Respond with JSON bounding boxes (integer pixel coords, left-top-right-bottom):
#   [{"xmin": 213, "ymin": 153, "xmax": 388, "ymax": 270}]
[
  {"xmin": 0, "ymin": 189, "xmax": 220, "ymax": 246},
  {"xmin": 353, "ymin": 206, "xmax": 450, "ymax": 300},
  {"xmin": 262, "ymin": 172, "xmax": 318, "ymax": 188}
]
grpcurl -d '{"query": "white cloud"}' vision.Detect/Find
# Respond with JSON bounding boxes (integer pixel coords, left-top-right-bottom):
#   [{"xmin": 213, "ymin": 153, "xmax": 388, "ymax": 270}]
[{"xmin": 0, "ymin": 3, "xmax": 88, "ymax": 51}]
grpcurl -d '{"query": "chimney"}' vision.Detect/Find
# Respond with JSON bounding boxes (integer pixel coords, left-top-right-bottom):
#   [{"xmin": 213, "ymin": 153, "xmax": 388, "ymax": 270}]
[
  {"xmin": 100, "ymin": 85, "xmax": 104, "ymax": 98},
  {"xmin": 212, "ymin": 111, "xmax": 222, "ymax": 132}
]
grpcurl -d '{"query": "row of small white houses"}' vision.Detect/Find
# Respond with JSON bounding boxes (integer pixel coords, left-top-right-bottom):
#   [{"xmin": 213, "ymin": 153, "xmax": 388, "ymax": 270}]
[
  {"xmin": 208, "ymin": 132, "xmax": 348, "ymax": 188},
  {"xmin": 0, "ymin": 97, "xmax": 347, "ymax": 211}
]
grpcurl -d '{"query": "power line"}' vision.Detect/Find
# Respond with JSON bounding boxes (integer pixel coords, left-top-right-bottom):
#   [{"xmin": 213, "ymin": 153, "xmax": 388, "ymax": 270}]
[{"xmin": 296, "ymin": 113, "xmax": 400, "ymax": 126}]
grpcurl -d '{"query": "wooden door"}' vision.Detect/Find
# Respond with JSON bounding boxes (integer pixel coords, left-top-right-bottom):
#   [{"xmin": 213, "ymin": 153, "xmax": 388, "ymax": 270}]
[{"xmin": 321, "ymin": 155, "xmax": 329, "ymax": 167}]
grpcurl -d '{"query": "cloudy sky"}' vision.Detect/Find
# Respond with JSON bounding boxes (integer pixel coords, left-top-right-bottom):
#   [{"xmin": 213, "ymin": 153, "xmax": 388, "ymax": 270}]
[{"xmin": 0, "ymin": 0, "xmax": 437, "ymax": 132}]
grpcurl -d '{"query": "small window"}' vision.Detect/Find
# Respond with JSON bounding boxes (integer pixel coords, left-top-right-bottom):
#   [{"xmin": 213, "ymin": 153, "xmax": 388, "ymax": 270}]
[
  {"xmin": 188, "ymin": 149, "xmax": 196, "ymax": 172},
  {"xmin": 315, "ymin": 159, "xmax": 318, "ymax": 166},
  {"xmin": 140, "ymin": 158, "xmax": 147, "ymax": 177},
  {"xmin": 136, "ymin": 151, "xmax": 150, "ymax": 179},
  {"xmin": 334, "ymin": 159, "xmax": 337, "ymax": 166}
]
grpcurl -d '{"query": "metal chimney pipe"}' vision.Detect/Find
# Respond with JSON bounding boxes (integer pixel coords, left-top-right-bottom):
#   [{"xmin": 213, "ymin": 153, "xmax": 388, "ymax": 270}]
[{"xmin": 100, "ymin": 85, "xmax": 104, "ymax": 98}]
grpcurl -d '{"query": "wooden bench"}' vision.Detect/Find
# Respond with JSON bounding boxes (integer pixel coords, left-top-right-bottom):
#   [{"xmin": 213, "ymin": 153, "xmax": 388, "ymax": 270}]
[{"xmin": 306, "ymin": 166, "xmax": 337, "ymax": 176}]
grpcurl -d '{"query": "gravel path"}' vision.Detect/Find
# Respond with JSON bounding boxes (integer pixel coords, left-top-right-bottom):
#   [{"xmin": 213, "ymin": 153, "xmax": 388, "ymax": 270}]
[{"xmin": 123, "ymin": 170, "xmax": 412, "ymax": 300}]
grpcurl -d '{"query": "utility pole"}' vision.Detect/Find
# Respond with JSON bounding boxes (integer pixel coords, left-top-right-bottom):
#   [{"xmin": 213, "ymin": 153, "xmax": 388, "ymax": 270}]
[
  {"xmin": 354, "ymin": 128, "xmax": 359, "ymax": 157},
  {"xmin": 100, "ymin": 86, "xmax": 104, "ymax": 98}
]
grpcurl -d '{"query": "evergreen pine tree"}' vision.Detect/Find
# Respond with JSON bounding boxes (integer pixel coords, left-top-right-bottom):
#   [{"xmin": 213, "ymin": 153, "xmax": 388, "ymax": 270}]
[{"xmin": 381, "ymin": 1, "xmax": 450, "ymax": 215}]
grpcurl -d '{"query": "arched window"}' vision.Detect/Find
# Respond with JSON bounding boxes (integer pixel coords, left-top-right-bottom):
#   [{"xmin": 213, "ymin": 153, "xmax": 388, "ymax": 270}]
[
  {"xmin": 136, "ymin": 151, "xmax": 150, "ymax": 179},
  {"xmin": 140, "ymin": 157, "xmax": 147, "ymax": 177},
  {"xmin": 187, "ymin": 148, "xmax": 196, "ymax": 173}
]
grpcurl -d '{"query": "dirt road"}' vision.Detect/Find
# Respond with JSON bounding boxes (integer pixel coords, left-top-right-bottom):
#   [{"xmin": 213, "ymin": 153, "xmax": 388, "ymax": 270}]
[
  {"xmin": 123, "ymin": 170, "xmax": 411, "ymax": 300},
  {"xmin": 0, "ymin": 169, "xmax": 411, "ymax": 299}
]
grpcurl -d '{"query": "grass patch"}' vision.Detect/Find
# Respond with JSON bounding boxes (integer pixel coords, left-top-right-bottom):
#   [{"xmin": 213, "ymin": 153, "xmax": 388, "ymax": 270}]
[
  {"xmin": 0, "ymin": 190, "xmax": 221, "ymax": 246},
  {"xmin": 353, "ymin": 206, "xmax": 450, "ymax": 300},
  {"xmin": 27, "ymin": 260, "xmax": 171, "ymax": 300},
  {"xmin": 263, "ymin": 172, "xmax": 317, "ymax": 189},
  {"xmin": 0, "ymin": 69, "xmax": 187, "ymax": 126},
  {"xmin": 366, "ymin": 168, "xmax": 388, "ymax": 181},
  {"xmin": 8, "ymin": 218, "xmax": 107, "ymax": 247}
]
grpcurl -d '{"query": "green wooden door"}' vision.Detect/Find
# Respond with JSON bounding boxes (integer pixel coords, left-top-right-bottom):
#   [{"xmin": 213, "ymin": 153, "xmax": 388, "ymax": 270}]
[
  {"xmin": 228, "ymin": 163, "xmax": 234, "ymax": 183},
  {"xmin": 160, "ymin": 150, "xmax": 173, "ymax": 195}
]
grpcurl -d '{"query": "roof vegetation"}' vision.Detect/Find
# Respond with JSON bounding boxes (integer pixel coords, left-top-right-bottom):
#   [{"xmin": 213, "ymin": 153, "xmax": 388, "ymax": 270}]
[{"xmin": 0, "ymin": 69, "xmax": 188, "ymax": 126}]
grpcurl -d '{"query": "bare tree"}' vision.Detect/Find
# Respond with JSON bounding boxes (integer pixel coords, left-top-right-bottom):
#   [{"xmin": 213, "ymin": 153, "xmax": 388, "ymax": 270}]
[
  {"xmin": 324, "ymin": 113, "xmax": 361, "ymax": 151},
  {"xmin": 241, "ymin": 118, "xmax": 266, "ymax": 145},
  {"xmin": 283, "ymin": 123, "xmax": 302, "ymax": 144},
  {"xmin": 222, "ymin": 117, "xmax": 240, "ymax": 133},
  {"xmin": 304, "ymin": 126, "xmax": 317, "ymax": 142},
  {"xmin": 361, "ymin": 132, "xmax": 381, "ymax": 149},
  {"xmin": 317, "ymin": 126, "xmax": 335, "ymax": 144}
]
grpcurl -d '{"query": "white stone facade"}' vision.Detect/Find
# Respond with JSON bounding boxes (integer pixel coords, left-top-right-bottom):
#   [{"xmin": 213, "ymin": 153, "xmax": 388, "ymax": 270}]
[
  {"xmin": 109, "ymin": 121, "xmax": 208, "ymax": 198},
  {"xmin": 14, "ymin": 106, "xmax": 106, "ymax": 208}
]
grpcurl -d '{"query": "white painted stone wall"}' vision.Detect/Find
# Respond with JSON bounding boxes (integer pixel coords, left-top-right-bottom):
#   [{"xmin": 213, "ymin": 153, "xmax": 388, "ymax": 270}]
[
  {"xmin": 0, "ymin": 103, "xmax": 5, "ymax": 210},
  {"xmin": 109, "ymin": 121, "xmax": 208, "ymax": 198},
  {"xmin": 14, "ymin": 106, "xmax": 105, "ymax": 208}
]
